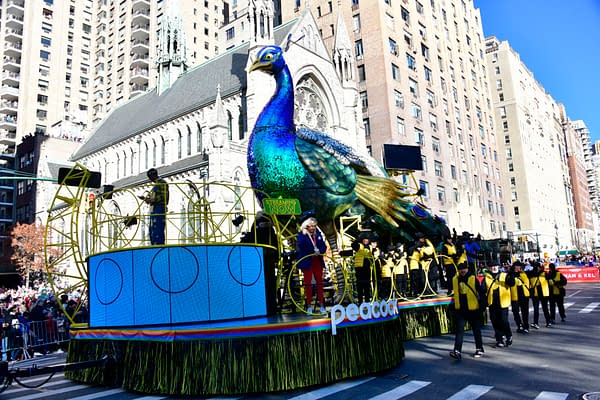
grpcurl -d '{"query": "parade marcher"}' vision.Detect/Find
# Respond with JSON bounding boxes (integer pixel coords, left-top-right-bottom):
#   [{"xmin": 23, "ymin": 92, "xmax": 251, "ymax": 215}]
[
  {"xmin": 140, "ymin": 168, "xmax": 169, "ymax": 245},
  {"xmin": 295, "ymin": 217, "xmax": 328, "ymax": 314},
  {"xmin": 510, "ymin": 261, "xmax": 531, "ymax": 333},
  {"xmin": 393, "ymin": 250, "xmax": 409, "ymax": 299},
  {"xmin": 449, "ymin": 263, "xmax": 485, "ymax": 360},
  {"xmin": 546, "ymin": 263, "xmax": 567, "ymax": 323},
  {"xmin": 379, "ymin": 246, "xmax": 394, "ymax": 300},
  {"xmin": 441, "ymin": 235, "xmax": 460, "ymax": 295},
  {"xmin": 528, "ymin": 262, "xmax": 552, "ymax": 328},
  {"xmin": 462, "ymin": 232, "xmax": 481, "ymax": 273},
  {"xmin": 484, "ymin": 263, "xmax": 515, "ymax": 347},
  {"xmin": 408, "ymin": 232, "xmax": 435, "ymax": 298},
  {"xmin": 352, "ymin": 233, "xmax": 373, "ymax": 303}
]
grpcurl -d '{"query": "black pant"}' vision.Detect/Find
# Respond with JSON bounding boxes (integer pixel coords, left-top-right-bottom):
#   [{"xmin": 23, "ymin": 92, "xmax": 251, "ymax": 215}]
[
  {"xmin": 511, "ymin": 297, "xmax": 530, "ymax": 329},
  {"xmin": 355, "ymin": 266, "xmax": 371, "ymax": 303},
  {"xmin": 394, "ymin": 274, "xmax": 407, "ymax": 297},
  {"xmin": 453, "ymin": 309, "xmax": 483, "ymax": 353},
  {"xmin": 549, "ymin": 294, "xmax": 566, "ymax": 321},
  {"xmin": 444, "ymin": 263, "xmax": 456, "ymax": 293},
  {"xmin": 410, "ymin": 269, "xmax": 425, "ymax": 297},
  {"xmin": 531, "ymin": 296, "xmax": 551, "ymax": 325},
  {"xmin": 489, "ymin": 305, "xmax": 512, "ymax": 342}
]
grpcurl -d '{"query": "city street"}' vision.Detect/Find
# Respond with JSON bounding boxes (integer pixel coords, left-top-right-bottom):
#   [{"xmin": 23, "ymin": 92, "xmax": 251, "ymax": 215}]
[{"xmin": 2, "ymin": 282, "xmax": 599, "ymax": 400}]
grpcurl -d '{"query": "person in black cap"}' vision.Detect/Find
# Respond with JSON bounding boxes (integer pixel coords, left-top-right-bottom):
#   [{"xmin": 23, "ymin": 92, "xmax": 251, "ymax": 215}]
[
  {"xmin": 408, "ymin": 232, "xmax": 434, "ymax": 298},
  {"xmin": 510, "ymin": 261, "xmax": 531, "ymax": 333},
  {"xmin": 140, "ymin": 168, "xmax": 169, "ymax": 245},
  {"xmin": 352, "ymin": 232, "xmax": 373, "ymax": 303},
  {"xmin": 450, "ymin": 262, "xmax": 485, "ymax": 360},
  {"xmin": 546, "ymin": 263, "xmax": 567, "ymax": 323}
]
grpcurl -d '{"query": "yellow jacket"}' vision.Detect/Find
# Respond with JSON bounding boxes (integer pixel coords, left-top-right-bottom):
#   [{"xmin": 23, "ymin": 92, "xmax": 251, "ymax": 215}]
[
  {"xmin": 484, "ymin": 272, "xmax": 512, "ymax": 308},
  {"xmin": 530, "ymin": 273, "xmax": 549, "ymax": 297},
  {"xmin": 453, "ymin": 274, "xmax": 480, "ymax": 311},
  {"xmin": 510, "ymin": 271, "xmax": 530, "ymax": 301}
]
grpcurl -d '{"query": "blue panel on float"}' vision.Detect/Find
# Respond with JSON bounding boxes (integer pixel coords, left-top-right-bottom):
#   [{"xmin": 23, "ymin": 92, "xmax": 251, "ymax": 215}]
[{"xmin": 88, "ymin": 244, "xmax": 268, "ymax": 328}]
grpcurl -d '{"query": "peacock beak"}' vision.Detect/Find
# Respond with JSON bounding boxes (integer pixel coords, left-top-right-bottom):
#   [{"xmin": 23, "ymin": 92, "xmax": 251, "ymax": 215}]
[{"xmin": 249, "ymin": 59, "xmax": 272, "ymax": 73}]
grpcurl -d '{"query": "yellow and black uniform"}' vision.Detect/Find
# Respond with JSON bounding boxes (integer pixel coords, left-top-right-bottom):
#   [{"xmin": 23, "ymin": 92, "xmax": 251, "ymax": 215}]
[
  {"xmin": 441, "ymin": 238, "xmax": 459, "ymax": 295},
  {"xmin": 546, "ymin": 264, "xmax": 567, "ymax": 323},
  {"xmin": 510, "ymin": 264, "xmax": 531, "ymax": 332},
  {"xmin": 484, "ymin": 268, "xmax": 515, "ymax": 346},
  {"xmin": 143, "ymin": 168, "xmax": 169, "ymax": 245},
  {"xmin": 379, "ymin": 251, "xmax": 393, "ymax": 299},
  {"xmin": 392, "ymin": 253, "xmax": 408, "ymax": 298},
  {"xmin": 353, "ymin": 238, "xmax": 372, "ymax": 303},
  {"xmin": 408, "ymin": 234, "xmax": 435, "ymax": 298},
  {"xmin": 450, "ymin": 267, "xmax": 484, "ymax": 358},
  {"xmin": 528, "ymin": 263, "xmax": 551, "ymax": 328}
]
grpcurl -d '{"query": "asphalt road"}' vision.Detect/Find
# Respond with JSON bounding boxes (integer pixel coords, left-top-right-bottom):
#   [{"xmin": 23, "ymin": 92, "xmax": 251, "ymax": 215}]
[{"xmin": 2, "ymin": 282, "xmax": 599, "ymax": 400}]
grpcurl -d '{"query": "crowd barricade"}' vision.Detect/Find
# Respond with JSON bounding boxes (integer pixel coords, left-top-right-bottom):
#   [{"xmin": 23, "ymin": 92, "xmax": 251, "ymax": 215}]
[{"xmin": 1, "ymin": 317, "xmax": 70, "ymax": 360}]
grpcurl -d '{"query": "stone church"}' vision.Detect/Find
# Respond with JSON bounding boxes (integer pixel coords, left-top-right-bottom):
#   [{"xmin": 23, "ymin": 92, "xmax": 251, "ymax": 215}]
[{"xmin": 70, "ymin": 1, "xmax": 366, "ymax": 239}]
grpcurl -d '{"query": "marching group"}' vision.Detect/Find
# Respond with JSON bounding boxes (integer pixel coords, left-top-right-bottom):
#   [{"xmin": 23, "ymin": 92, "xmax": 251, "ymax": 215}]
[{"xmin": 449, "ymin": 259, "xmax": 567, "ymax": 360}]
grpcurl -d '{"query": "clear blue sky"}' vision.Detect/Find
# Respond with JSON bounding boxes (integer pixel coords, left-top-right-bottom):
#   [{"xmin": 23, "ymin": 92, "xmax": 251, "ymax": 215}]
[{"xmin": 474, "ymin": 0, "xmax": 600, "ymax": 143}]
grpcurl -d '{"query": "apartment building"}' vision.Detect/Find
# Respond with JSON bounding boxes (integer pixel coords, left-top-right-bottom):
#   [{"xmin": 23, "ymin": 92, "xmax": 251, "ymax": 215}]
[
  {"xmin": 566, "ymin": 117, "xmax": 595, "ymax": 252},
  {"xmin": 485, "ymin": 37, "xmax": 576, "ymax": 256},
  {"xmin": 91, "ymin": 0, "xmax": 226, "ymax": 126},
  {"xmin": 281, "ymin": 0, "xmax": 507, "ymax": 239}
]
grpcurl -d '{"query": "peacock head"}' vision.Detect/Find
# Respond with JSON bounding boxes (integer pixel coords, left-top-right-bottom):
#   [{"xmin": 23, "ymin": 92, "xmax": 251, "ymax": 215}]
[{"xmin": 249, "ymin": 45, "xmax": 286, "ymax": 75}]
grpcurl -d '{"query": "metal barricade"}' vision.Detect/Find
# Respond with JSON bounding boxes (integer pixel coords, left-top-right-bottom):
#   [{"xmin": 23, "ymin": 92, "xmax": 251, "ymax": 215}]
[{"xmin": 1, "ymin": 317, "xmax": 70, "ymax": 361}]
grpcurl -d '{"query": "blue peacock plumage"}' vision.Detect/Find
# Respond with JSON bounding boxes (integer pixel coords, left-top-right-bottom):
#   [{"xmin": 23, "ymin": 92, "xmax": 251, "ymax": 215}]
[{"xmin": 248, "ymin": 45, "xmax": 447, "ymax": 247}]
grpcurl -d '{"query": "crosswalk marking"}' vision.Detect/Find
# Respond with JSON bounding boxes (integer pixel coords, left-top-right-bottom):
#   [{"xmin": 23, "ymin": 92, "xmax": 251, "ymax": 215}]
[
  {"xmin": 534, "ymin": 391, "xmax": 569, "ymax": 400},
  {"xmin": 67, "ymin": 388, "xmax": 126, "ymax": 400},
  {"xmin": 287, "ymin": 377, "xmax": 375, "ymax": 400},
  {"xmin": 11, "ymin": 384, "xmax": 90, "ymax": 400},
  {"xmin": 446, "ymin": 384, "xmax": 493, "ymax": 400},
  {"xmin": 4, "ymin": 375, "xmax": 68, "ymax": 395},
  {"xmin": 579, "ymin": 302, "xmax": 600, "ymax": 313},
  {"xmin": 368, "ymin": 380, "xmax": 430, "ymax": 400},
  {"xmin": 564, "ymin": 302, "xmax": 574, "ymax": 309}
]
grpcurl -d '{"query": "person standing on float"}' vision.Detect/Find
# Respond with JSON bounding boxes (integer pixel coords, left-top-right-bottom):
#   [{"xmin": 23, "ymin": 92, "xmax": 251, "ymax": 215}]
[{"xmin": 295, "ymin": 217, "xmax": 328, "ymax": 315}]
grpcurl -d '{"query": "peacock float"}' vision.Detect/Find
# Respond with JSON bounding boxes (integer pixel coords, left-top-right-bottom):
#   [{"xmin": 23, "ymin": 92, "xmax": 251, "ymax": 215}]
[{"xmin": 248, "ymin": 45, "xmax": 448, "ymax": 248}]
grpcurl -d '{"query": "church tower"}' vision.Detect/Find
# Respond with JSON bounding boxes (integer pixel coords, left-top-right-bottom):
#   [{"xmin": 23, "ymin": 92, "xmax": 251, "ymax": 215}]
[
  {"xmin": 157, "ymin": 0, "xmax": 188, "ymax": 95},
  {"xmin": 248, "ymin": 0, "xmax": 275, "ymax": 47}
]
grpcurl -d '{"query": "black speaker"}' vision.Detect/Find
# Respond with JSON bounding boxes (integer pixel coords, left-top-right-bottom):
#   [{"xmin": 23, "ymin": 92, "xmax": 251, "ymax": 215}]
[
  {"xmin": 382, "ymin": 144, "xmax": 423, "ymax": 171},
  {"xmin": 58, "ymin": 168, "xmax": 102, "ymax": 188}
]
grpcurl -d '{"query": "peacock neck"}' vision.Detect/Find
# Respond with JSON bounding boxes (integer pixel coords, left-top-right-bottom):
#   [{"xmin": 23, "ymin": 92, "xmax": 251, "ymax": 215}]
[{"xmin": 254, "ymin": 65, "xmax": 294, "ymax": 131}]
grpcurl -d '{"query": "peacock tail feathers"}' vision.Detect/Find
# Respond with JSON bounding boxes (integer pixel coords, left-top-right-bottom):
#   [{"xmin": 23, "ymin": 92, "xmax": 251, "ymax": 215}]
[{"xmin": 355, "ymin": 175, "xmax": 415, "ymax": 227}]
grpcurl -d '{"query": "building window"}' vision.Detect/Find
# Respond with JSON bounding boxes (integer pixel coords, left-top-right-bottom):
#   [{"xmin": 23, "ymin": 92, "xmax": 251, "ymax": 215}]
[
  {"xmin": 415, "ymin": 128, "xmax": 424, "ymax": 145},
  {"xmin": 196, "ymin": 123, "xmax": 203, "ymax": 153},
  {"xmin": 360, "ymin": 91, "xmax": 368, "ymax": 109},
  {"xmin": 411, "ymin": 103, "xmax": 422, "ymax": 120},
  {"xmin": 394, "ymin": 90, "xmax": 404, "ymax": 108},
  {"xmin": 177, "ymin": 130, "xmax": 182, "ymax": 158},
  {"xmin": 432, "ymin": 136, "xmax": 440, "ymax": 153},
  {"xmin": 388, "ymin": 38, "xmax": 398, "ymax": 55},
  {"xmin": 450, "ymin": 165, "xmax": 457, "ymax": 179},
  {"xmin": 434, "ymin": 160, "xmax": 443, "ymax": 177},
  {"xmin": 396, "ymin": 117, "xmax": 405, "ymax": 136},
  {"xmin": 363, "ymin": 118, "xmax": 371, "ymax": 136},
  {"xmin": 419, "ymin": 180, "xmax": 429, "ymax": 198},
  {"xmin": 40, "ymin": 50, "xmax": 50, "ymax": 61},
  {"xmin": 437, "ymin": 186, "xmax": 445, "ymax": 203},
  {"xmin": 391, "ymin": 63, "xmax": 400, "ymax": 81},
  {"xmin": 409, "ymin": 78, "xmax": 419, "ymax": 97},
  {"xmin": 226, "ymin": 27, "xmax": 235, "ymax": 40},
  {"xmin": 355, "ymin": 39, "xmax": 364, "ymax": 57},
  {"xmin": 406, "ymin": 53, "xmax": 416, "ymax": 70}
]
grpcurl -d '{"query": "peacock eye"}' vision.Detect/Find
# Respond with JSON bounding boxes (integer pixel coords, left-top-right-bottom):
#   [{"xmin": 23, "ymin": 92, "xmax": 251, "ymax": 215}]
[{"xmin": 264, "ymin": 54, "xmax": 273, "ymax": 61}]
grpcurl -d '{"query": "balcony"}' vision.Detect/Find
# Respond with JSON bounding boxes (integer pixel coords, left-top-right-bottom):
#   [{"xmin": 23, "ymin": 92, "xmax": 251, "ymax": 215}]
[
  {"xmin": 131, "ymin": 39, "xmax": 149, "ymax": 53},
  {"xmin": 130, "ymin": 83, "xmax": 148, "ymax": 97},
  {"xmin": 131, "ymin": 24, "xmax": 150, "ymax": 41},
  {"xmin": 7, "ymin": 0, "xmax": 25, "ymax": 13},
  {"xmin": 1, "ymin": 71, "xmax": 20, "ymax": 87},
  {"xmin": 130, "ymin": 53, "xmax": 149, "ymax": 68},
  {"xmin": 0, "ymin": 113, "xmax": 17, "ymax": 131},
  {"xmin": 5, "ymin": 14, "xmax": 24, "ymax": 30},
  {"xmin": 5, "ymin": 28, "xmax": 23, "ymax": 41},
  {"xmin": 0, "ymin": 100, "xmax": 18, "ymax": 114},
  {"xmin": 4, "ymin": 42, "xmax": 23, "ymax": 57},
  {"xmin": 130, "ymin": 67, "xmax": 149, "ymax": 85},
  {"xmin": 132, "ymin": 9, "xmax": 150, "ymax": 25},
  {"xmin": 132, "ymin": 0, "xmax": 150, "ymax": 12},
  {"xmin": 0, "ymin": 86, "xmax": 19, "ymax": 99}
]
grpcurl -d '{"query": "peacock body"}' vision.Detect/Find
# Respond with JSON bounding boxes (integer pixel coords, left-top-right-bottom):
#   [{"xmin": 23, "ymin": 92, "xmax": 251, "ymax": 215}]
[{"xmin": 248, "ymin": 45, "xmax": 447, "ymax": 246}]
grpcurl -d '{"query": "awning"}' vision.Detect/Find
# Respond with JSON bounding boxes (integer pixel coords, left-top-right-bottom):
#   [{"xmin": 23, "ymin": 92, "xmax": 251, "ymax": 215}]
[{"xmin": 559, "ymin": 249, "xmax": 578, "ymax": 256}]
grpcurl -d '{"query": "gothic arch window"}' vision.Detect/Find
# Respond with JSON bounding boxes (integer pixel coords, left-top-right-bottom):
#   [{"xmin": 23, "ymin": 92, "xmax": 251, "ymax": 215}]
[
  {"xmin": 233, "ymin": 170, "xmax": 243, "ymax": 212},
  {"xmin": 227, "ymin": 111, "xmax": 233, "ymax": 140},
  {"xmin": 144, "ymin": 142, "xmax": 149, "ymax": 170},
  {"xmin": 130, "ymin": 148, "xmax": 135, "ymax": 174},
  {"xmin": 116, "ymin": 154, "xmax": 120, "ymax": 179},
  {"xmin": 152, "ymin": 139, "xmax": 157, "ymax": 166},
  {"xmin": 238, "ymin": 106, "xmax": 244, "ymax": 140},
  {"xmin": 122, "ymin": 150, "xmax": 127, "ymax": 176},
  {"xmin": 259, "ymin": 11, "xmax": 265, "ymax": 38},
  {"xmin": 294, "ymin": 76, "xmax": 329, "ymax": 131},
  {"xmin": 196, "ymin": 122, "xmax": 203, "ymax": 152},
  {"xmin": 177, "ymin": 129, "xmax": 182, "ymax": 158},
  {"xmin": 104, "ymin": 158, "xmax": 108, "ymax": 181},
  {"xmin": 186, "ymin": 125, "xmax": 192, "ymax": 156},
  {"xmin": 160, "ymin": 136, "xmax": 166, "ymax": 164}
]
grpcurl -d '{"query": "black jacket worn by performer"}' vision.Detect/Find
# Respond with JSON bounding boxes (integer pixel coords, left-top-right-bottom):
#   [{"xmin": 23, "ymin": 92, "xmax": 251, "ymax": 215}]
[
  {"xmin": 546, "ymin": 263, "xmax": 567, "ymax": 323},
  {"xmin": 510, "ymin": 262, "xmax": 531, "ymax": 333}
]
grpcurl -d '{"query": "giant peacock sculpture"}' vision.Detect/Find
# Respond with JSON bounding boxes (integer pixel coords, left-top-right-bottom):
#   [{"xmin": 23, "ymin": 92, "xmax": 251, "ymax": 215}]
[{"xmin": 247, "ymin": 45, "xmax": 447, "ymax": 248}]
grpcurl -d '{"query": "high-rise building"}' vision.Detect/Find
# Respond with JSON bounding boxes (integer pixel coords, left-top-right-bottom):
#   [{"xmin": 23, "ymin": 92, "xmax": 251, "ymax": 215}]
[
  {"xmin": 91, "ymin": 0, "xmax": 225, "ymax": 126},
  {"xmin": 485, "ymin": 37, "xmax": 575, "ymax": 256},
  {"xmin": 566, "ymin": 117, "xmax": 595, "ymax": 252},
  {"xmin": 281, "ymin": 1, "xmax": 507, "ymax": 238}
]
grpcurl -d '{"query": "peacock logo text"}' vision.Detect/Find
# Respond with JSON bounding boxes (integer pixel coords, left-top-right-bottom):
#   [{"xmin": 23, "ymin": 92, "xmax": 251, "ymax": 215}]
[{"xmin": 330, "ymin": 299, "xmax": 398, "ymax": 335}]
